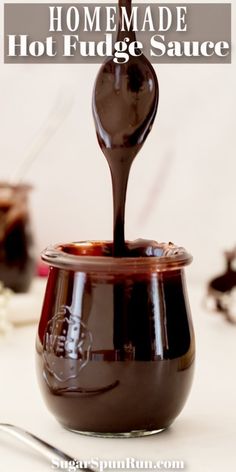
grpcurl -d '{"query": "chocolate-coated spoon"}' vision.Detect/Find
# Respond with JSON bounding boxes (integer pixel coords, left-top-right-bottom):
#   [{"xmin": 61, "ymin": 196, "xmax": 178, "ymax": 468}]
[{"xmin": 92, "ymin": 0, "xmax": 159, "ymax": 256}]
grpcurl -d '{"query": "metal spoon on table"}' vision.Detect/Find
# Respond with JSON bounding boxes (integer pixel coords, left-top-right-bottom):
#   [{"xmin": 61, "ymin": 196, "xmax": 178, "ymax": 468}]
[
  {"xmin": 92, "ymin": 0, "xmax": 159, "ymax": 256},
  {"xmin": 0, "ymin": 423, "xmax": 95, "ymax": 471}
]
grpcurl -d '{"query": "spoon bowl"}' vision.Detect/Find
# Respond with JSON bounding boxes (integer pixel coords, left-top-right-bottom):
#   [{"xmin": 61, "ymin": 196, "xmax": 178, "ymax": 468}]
[{"xmin": 92, "ymin": 54, "xmax": 159, "ymax": 163}]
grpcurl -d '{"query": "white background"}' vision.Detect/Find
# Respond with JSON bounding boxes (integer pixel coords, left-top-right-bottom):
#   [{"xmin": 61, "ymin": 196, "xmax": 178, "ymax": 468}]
[
  {"xmin": 0, "ymin": 3, "xmax": 236, "ymax": 472},
  {"xmin": 0, "ymin": 0, "xmax": 235, "ymax": 282}
]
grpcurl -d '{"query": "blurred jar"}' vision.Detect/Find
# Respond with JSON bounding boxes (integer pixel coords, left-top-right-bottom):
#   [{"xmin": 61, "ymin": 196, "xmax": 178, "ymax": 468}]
[{"xmin": 0, "ymin": 182, "xmax": 35, "ymax": 292}]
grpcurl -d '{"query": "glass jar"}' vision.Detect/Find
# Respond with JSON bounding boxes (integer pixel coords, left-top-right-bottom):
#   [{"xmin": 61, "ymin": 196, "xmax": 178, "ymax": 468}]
[
  {"xmin": 0, "ymin": 182, "xmax": 35, "ymax": 292},
  {"xmin": 36, "ymin": 241, "xmax": 195, "ymax": 437}
]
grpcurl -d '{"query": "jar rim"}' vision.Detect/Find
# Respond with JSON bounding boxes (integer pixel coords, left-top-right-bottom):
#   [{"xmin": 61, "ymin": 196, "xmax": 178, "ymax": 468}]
[{"xmin": 42, "ymin": 241, "xmax": 193, "ymax": 273}]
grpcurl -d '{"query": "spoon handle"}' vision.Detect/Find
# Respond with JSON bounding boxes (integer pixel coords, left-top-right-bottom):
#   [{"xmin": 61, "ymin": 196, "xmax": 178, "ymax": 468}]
[
  {"xmin": 0, "ymin": 423, "xmax": 95, "ymax": 472},
  {"xmin": 117, "ymin": 0, "xmax": 136, "ymax": 42}
]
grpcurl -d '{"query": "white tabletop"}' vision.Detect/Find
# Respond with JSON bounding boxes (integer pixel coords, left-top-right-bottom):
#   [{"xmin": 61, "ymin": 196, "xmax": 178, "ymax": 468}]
[{"xmin": 0, "ymin": 282, "xmax": 235, "ymax": 472}]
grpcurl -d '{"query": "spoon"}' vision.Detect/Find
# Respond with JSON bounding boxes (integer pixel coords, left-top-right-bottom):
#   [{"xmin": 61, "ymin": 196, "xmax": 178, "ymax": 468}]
[
  {"xmin": 0, "ymin": 423, "xmax": 95, "ymax": 471},
  {"xmin": 92, "ymin": 0, "xmax": 159, "ymax": 256}
]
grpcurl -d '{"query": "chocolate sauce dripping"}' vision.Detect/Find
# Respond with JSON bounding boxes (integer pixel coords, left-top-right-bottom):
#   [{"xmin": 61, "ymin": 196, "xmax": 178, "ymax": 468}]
[{"xmin": 93, "ymin": 0, "xmax": 159, "ymax": 256}]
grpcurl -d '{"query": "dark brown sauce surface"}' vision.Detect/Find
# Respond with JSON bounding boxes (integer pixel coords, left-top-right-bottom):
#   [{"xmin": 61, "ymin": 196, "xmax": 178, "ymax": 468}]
[{"xmin": 61, "ymin": 239, "xmax": 186, "ymax": 258}]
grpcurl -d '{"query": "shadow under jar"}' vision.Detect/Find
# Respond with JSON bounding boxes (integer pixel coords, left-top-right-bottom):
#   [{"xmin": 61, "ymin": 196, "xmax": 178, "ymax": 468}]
[{"xmin": 36, "ymin": 241, "xmax": 195, "ymax": 437}]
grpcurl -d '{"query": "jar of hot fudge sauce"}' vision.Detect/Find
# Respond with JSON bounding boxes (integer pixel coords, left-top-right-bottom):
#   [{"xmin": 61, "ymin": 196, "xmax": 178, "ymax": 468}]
[
  {"xmin": 36, "ymin": 240, "xmax": 195, "ymax": 437},
  {"xmin": 0, "ymin": 182, "xmax": 35, "ymax": 292}
]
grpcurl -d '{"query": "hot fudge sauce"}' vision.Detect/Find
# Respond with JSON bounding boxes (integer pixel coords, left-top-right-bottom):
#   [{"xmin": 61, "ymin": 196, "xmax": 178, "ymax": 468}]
[
  {"xmin": 93, "ymin": 0, "xmax": 158, "ymax": 256},
  {"xmin": 0, "ymin": 183, "xmax": 35, "ymax": 292},
  {"xmin": 36, "ymin": 241, "xmax": 195, "ymax": 435},
  {"xmin": 36, "ymin": 0, "xmax": 195, "ymax": 437}
]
